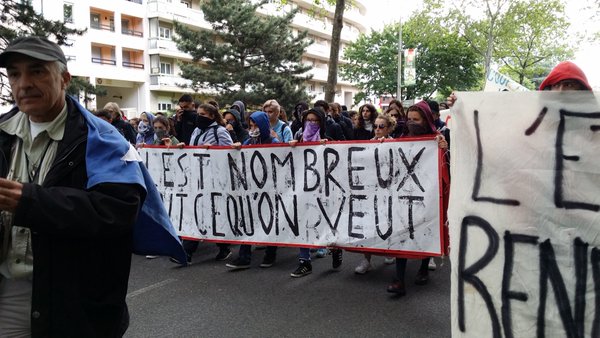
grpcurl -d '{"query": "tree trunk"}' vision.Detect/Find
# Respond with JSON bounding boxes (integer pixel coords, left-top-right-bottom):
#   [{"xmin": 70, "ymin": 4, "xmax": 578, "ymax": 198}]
[{"xmin": 325, "ymin": 0, "xmax": 345, "ymax": 103}]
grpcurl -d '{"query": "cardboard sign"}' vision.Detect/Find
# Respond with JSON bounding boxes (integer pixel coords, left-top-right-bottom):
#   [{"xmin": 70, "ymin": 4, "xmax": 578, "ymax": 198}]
[
  {"xmin": 449, "ymin": 91, "xmax": 600, "ymax": 337},
  {"xmin": 139, "ymin": 139, "xmax": 444, "ymax": 256}
]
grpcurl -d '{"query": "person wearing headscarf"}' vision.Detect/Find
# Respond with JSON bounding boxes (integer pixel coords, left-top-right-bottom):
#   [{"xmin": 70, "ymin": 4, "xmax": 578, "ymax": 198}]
[{"xmin": 136, "ymin": 111, "xmax": 155, "ymax": 145}]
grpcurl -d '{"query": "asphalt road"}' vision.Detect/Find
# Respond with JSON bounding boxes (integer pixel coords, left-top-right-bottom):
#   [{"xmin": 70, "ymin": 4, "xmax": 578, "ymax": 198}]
[{"xmin": 125, "ymin": 244, "xmax": 451, "ymax": 338}]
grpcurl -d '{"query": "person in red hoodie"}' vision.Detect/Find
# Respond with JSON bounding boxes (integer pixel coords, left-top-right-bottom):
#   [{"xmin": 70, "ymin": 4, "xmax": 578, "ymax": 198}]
[{"xmin": 539, "ymin": 61, "xmax": 592, "ymax": 91}]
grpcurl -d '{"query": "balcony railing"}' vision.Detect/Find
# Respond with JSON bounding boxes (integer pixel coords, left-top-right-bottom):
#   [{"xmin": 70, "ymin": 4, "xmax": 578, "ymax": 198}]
[
  {"xmin": 91, "ymin": 22, "xmax": 115, "ymax": 32},
  {"xmin": 123, "ymin": 61, "xmax": 144, "ymax": 69},
  {"xmin": 92, "ymin": 57, "xmax": 117, "ymax": 65},
  {"xmin": 127, "ymin": 0, "xmax": 142, "ymax": 3},
  {"xmin": 150, "ymin": 74, "xmax": 192, "ymax": 87},
  {"xmin": 122, "ymin": 28, "xmax": 143, "ymax": 37}
]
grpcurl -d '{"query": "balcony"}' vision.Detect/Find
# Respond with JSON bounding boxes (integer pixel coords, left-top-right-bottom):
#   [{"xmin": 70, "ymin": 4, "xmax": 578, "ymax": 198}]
[
  {"xmin": 91, "ymin": 22, "xmax": 114, "ymax": 32},
  {"xmin": 123, "ymin": 61, "xmax": 144, "ymax": 69},
  {"xmin": 92, "ymin": 57, "xmax": 116, "ymax": 65},
  {"xmin": 148, "ymin": 37, "xmax": 192, "ymax": 60},
  {"xmin": 126, "ymin": 0, "xmax": 142, "ymax": 3},
  {"xmin": 150, "ymin": 75, "xmax": 191, "ymax": 86},
  {"xmin": 147, "ymin": 0, "xmax": 211, "ymax": 30}
]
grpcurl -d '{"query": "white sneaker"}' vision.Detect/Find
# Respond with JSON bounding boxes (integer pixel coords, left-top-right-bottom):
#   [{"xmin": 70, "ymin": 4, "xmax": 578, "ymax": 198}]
[
  {"xmin": 384, "ymin": 257, "xmax": 395, "ymax": 265},
  {"xmin": 354, "ymin": 258, "xmax": 372, "ymax": 274},
  {"xmin": 428, "ymin": 259, "xmax": 437, "ymax": 271}
]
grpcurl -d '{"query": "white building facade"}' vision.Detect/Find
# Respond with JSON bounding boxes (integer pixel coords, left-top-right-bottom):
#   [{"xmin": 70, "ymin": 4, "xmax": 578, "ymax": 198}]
[{"xmin": 26, "ymin": 0, "xmax": 368, "ymax": 117}]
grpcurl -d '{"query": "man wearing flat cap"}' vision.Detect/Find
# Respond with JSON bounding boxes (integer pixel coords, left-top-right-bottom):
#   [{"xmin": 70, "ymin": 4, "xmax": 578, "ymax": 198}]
[{"xmin": 0, "ymin": 36, "xmax": 186, "ymax": 337}]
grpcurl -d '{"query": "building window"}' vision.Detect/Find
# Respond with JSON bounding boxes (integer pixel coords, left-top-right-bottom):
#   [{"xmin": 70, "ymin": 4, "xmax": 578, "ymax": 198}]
[
  {"xmin": 63, "ymin": 3, "xmax": 73, "ymax": 23},
  {"xmin": 309, "ymin": 84, "xmax": 315, "ymax": 92},
  {"xmin": 158, "ymin": 103, "xmax": 172, "ymax": 111},
  {"xmin": 160, "ymin": 62, "xmax": 172, "ymax": 75},
  {"xmin": 180, "ymin": 0, "xmax": 191, "ymax": 8},
  {"xmin": 159, "ymin": 26, "xmax": 171, "ymax": 39}
]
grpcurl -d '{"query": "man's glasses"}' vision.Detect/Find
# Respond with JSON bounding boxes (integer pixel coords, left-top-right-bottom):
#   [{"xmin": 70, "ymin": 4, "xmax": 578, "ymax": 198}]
[{"xmin": 374, "ymin": 124, "xmax": 387, "ymax": 129}]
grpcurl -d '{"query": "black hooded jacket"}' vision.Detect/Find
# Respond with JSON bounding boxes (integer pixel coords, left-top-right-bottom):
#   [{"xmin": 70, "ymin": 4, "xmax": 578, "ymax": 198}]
[
  {"xmin": 224, "ymin": 109, "xmax": 249, "ymax": 143},
  {"xmin": 296, "ymin": 108, "xmax": 330, "ymax": 141},
  {"xmin": 291, "ymin": 102, "xmax": 308, "ymax": 136}
]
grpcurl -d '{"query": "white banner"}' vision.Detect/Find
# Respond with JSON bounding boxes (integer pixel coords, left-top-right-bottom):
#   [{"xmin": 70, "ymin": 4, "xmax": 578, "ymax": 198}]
[
  {"xmin": 140, "ymin": 139, "xmax": 444, "ymax": 256},
  {"xmin": 449, "ymin": 92, "xmax": 600, "ymax": 337},
  {"xmin": 484, "ymin": 68, "xmax": 529, "ymax": 92}
]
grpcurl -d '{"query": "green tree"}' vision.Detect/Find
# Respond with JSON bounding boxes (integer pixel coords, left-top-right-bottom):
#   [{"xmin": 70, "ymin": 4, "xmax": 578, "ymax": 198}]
[
  {"xmin": 340, "ymin": 18, "xmax": 481, "ymax": 102},
  {"xmin": 0, "ymin": 0, "xmax": 86, "ymax": 103},
  {"xmin": 428, "ymin": 0, "xmax": 574, "ymax": 86},
  {"xmin": 174, "ymin": 0, "xmax": 312, "ymax": 112},
  {"xmin": 66, "ymin": 77, "xmax": 107, "ymax": 110},
  {"xmin": 493, "ymin": 0, "xmax": 572, "ymax": 87}
]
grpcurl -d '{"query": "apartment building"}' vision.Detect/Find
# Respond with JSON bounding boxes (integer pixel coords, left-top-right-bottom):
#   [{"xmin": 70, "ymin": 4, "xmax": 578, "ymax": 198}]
[{"xmin": 26, "ymin": 0, "xmax": 368, "ymax": 117}]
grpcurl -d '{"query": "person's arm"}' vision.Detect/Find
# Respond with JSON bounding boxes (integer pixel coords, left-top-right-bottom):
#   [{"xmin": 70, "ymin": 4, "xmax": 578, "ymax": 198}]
[
  {"xmin": 282, "ymin": 125, "xmax": 293, "ymax": 143},
  {"xmin": 11, "ymin": 181, "xmax": 143, "ymax": 238},
  {"xmin": 217, "ymin": 127, "xmax": 233, "ymax": 146}
]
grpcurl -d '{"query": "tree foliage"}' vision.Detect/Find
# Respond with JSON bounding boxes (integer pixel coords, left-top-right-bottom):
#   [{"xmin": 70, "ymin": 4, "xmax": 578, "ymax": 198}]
[
  {"xmin": 174, "ymin": 0, "xmax": 312, "ymax": 112},
  {"xmin": 340, "ymin": 16, "xmax": 481, "ymax": 102},
  {"xmin": 0, "ymin": 0, "xmax": 86, "ymax": 103},
  {"xmin": 426, "ymin": 0, "xmax": 574, "ymax": 86}
]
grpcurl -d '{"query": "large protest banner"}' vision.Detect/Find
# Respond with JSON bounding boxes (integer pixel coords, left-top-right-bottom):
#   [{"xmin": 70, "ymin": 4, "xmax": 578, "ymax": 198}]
[
  {"xmin": 449, "ymin": 92, "xmax": 600, "ymax": 337},
  {"xmin": 139, "ymin": 139, "xmax": 444, "ymax": 256}
]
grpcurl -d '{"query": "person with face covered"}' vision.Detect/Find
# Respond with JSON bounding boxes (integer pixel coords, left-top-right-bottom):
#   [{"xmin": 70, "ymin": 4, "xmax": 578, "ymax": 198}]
[
  {"xmin": 173, "ymin": 104, "xmax": 233, "ymax": 265},
  {"xmin": 289, "ymin": 108, "xmax": 344, "ymax": 277},
  {"xmin": 136, "ymin": 111, "xmax": 155, "ymax": 146},
  {"xmin": 223, "ymin": 108, "xmax": 249, "ymax": 144},
  {"xmin": 387, "ymin": 100, "xmax": 449, "ymax": 296},
  {"xmin": 290, "ymin": 102, "xmax": 309, "ymax": 136},
  {"xmin": 152, "ymin": 116, "xmax": 180, "ymax": 146},
  {"xmin": 226, "ymin": 111, "xmax": 280, "ymax": 269}
]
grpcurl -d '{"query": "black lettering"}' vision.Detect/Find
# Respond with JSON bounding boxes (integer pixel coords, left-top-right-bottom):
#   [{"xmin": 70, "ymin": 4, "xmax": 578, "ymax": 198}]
[
  {"xmin": 241, "ymin": 195, "xmax": 254, "ymax": 236},
  {"xmin": 228, "ymin": 152, "xmax": 248, "ymax": 191},
  {"xmin": 397, "ymin": 147, "xmax": 425, "ymax": 192},
  {"xmin": 399, "ymin": 195, "xmax": 424, "ymax": 240},
  {"xmin": 162, "ymin": 152, "xmax": 175, "ymax": 187},
  {"xmin": 323, "ymin": 148, "xmax": 345, "ymax": 197},
  {"xmin": 210, "ymin": 192, "xmax": 225, "ymax": 237},
  {"xmin": 591, "ymin": 248, "xmax": 600, "ymax": 338},
  {"xmin": 537, "ymin": 238, "xmax": 586, "ymax": 338},
  {"xmin": 348, "ymin": 194, "xmax": 366, "ymax": 239},
  {"xmin": 226, "ymin": 194, "xmax": 242, "ymax": 236},
  {"xmin": 250, "ymin": 151, "xmax": 268, "ymax": 189},
  {"xmin": 194, "ymin": 193, "xmax": 206, "ymax": 235},
  {"xmin": 193, "ymin": 153, "xmax": 210, "ymax": 190},
  {"xmin": 374, "ymin": 195, "xmax": 393, "ymax": 240},
  {"xmin": 303, "ymin": 149, "xmax": 320, "ymax": 192},
  {"xmin": 457, "ymin": 216, "xmax": 501, "ymax": 337},
  {"xmin": 348, "ymin": 147, "xmax": 366, "ymax": 190},
  {"xmin": 554, "ymin": 110, "xmax": 600, "ymax": 211},
  {"xmin": 175, "ymin": 193, "xmax": 187, "ymax": 233},
  {"xmin": 275, "ymin": 195, "xmax": 299, "ymax": 236},
  {"xmin": 317, "ymin": 196, "xmax": 346, "ymax": 234},
  {"xmin": 501, "ymin": 231, "xmax": 538, "ymax": 338},
  {"xmin": 258, "ymin": 192, "xmax": 274, "ymax": 235},
  {"xmin": 271, "ymin": 152, "xmax": 295, "ymax": 191},
  {"xmin": 472, "ymin": 110, "xmax": 520, "ymax": 206},
  {"xmin": 177, "ymin": 153, "xmax": 188, "ymax": 187},
  {"xmin": 375, "ymin": 148, "xmax": 394, "ymax": 188},
  {"xmin": 524, "ymin": 107, "xmax": 548, "ymax": 135}
]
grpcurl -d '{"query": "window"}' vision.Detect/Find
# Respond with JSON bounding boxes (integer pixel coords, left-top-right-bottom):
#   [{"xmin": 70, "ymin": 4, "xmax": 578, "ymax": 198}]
[
  {"xmin": 90, "ymin": 13, "xmax": 100, "ymax": 29},
  {"xmin": 63, "ymin": 3, "xmax": 73, "ymax": 23},
  {"xmin": 160, "ymin": 62, "xmax": 172, "ymax": 74},
  {"xmin": 180, "ymin": 0, "xmax": 191, "ymax": 8},
  {"xmin": 159, "ymin": 26, "xmax": 171, "ymax": 39},
  {"xmin": 309, "ymin": 84, "xmax": 315, "ymax": 92},
  {"xmin": 158, "ymin": 103, "xmax": 172, "ymax": 111}
]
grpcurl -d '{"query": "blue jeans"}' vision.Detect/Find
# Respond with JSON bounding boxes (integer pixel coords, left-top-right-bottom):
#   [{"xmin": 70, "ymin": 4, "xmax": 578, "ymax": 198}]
[{"xmin": 299, "ymin": 248, "xmax": 311, "ymax": 262}]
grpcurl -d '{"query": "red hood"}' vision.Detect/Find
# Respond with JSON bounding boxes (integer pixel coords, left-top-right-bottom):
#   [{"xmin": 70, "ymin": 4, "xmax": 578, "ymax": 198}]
[{"xmin": 539, "ymin": 61, "xmax": 592, "ymax": 91}]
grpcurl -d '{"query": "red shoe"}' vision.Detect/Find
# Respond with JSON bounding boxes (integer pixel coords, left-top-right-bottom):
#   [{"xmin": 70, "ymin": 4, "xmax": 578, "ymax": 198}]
[{"xmin": 387, "ymin": 280, "xmax": 406, "ymax": 296}]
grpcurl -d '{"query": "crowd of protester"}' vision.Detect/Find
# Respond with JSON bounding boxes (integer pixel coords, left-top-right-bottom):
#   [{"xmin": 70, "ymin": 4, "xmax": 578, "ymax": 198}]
[{"xmin": 94, "ymin": 58, "xmax": 591, "ymax": 295}]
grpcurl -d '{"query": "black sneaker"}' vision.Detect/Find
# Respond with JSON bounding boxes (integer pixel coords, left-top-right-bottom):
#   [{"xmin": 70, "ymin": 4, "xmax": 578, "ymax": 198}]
[
  {"xmin": 290, "ymin": 261, "xmax": 312, "ymax": 278},
  {"xmin": 259, "ymin": 254, "xmax": 276, "ymax": 268},
  {"xmin": 215, "ymin": 248, "xmax": 232, "ymax": 261},
  {"xmin": 226, "ymin": 257, "xmax": 251, "ymax": 270},
  {"xmin": 331, "ymin": 249, "xmax": 343, "ymax": 270}
]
